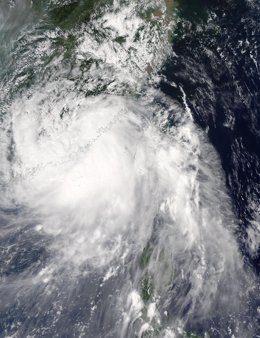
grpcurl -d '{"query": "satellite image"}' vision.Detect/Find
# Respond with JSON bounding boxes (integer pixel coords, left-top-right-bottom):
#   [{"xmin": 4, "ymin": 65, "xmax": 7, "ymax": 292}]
[{"xmin": 0, "ymin": 0, "xmax": 259, "ymax": 337}]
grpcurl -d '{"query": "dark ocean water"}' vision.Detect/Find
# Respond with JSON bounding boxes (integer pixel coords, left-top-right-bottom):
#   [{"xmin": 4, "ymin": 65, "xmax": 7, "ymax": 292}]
[{"xmin": 161, "ymin": 0, "xmax": 260, "ymax": 273}]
